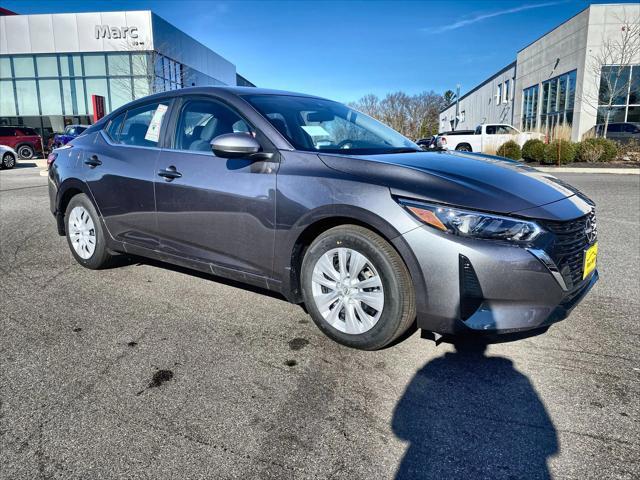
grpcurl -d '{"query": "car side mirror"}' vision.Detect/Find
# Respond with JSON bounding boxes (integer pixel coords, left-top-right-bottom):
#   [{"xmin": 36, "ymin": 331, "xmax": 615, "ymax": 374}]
[{"xmin": 210, "ymin": 133, "xmax": 262, "ymax": 159}]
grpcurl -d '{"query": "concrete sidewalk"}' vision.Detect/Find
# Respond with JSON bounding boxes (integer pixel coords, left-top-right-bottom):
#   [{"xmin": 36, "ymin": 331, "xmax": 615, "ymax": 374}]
[{"xmin": 535, "ymin": 166, "xmax": 639, "ymax": 174}]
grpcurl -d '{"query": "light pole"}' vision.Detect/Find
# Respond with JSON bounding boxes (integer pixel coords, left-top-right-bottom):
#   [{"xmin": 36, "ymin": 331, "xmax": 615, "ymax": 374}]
[{"xmin": 454, "ymin": 84, "xmax": 460, "ymax": 131}]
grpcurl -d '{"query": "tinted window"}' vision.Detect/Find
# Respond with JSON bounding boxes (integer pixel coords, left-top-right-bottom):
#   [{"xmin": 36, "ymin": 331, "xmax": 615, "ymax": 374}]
[
  {"xmin": 607, "ymin": 123, "xmax": 622, "ymax": 133},
  {"xmin": 496, "ymin": 126, "xmax": 517, "ymax": 134},
  {"xmin": 485, "ymin": 126, "xmax": 497, "ymax": 135},
  {"xmin": 106, "ymin": 113, "xmax": 125, "ymax": 141},
  {"xmin": 0, "ymin": 127, "xmax": 16, "ymax": 136},
  {"xmin": 243, "ymin": 94, "xmax": 419, "ymax": 154},
  {"xmin": 174, "ymin": 99, "xmax": 253, "ymax": 152},
  {"xmin": 118, "ymin": 102, "xmax": 169, "ymax": 147}
]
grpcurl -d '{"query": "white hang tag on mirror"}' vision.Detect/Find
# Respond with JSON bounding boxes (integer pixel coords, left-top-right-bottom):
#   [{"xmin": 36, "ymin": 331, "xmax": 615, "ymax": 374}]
[{"xmin": 145, "ymin": 104, "xmax": 168, "ymax": 143}]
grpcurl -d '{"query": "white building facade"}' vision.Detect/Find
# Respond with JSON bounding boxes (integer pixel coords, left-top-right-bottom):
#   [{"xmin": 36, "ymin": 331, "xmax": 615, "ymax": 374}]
[
  {"xmin": 0, "ymin": 10, "xmax": 245, "ymax": 142},
  {"xmin": 440, "ymin": 3, "xmax": 640, "ymax": 141}
]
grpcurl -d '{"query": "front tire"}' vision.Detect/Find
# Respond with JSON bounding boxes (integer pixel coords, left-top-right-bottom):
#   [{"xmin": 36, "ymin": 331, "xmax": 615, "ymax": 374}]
[
  {"xmin": 1, "ymin": 152, "xmax": 16, "ymax": 169},
  {"xmin": 301, "ymin": 225, "xmax": 416, "ymax": 350},
  {"xmin": 65, "ymin": 194, "xmax": 112, "ymax": 269}
]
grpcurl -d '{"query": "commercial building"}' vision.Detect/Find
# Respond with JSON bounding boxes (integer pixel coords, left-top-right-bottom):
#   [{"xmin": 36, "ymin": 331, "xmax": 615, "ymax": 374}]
[
  {"xmin": 440, "ymin": 3, "xmax": 640, "ymax": 141},
  {"xmin": 0, "ymin": 9, "xmax": 253, "ymax": 145}
]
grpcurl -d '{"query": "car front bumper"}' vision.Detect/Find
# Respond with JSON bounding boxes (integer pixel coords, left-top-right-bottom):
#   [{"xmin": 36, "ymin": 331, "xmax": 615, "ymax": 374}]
[{"xmin": 395, "ymin": 225, "xmax": 598, "ymax": 336}]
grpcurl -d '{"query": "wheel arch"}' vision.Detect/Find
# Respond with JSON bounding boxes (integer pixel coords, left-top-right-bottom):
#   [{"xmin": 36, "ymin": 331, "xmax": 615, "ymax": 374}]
[
  {"xmin": 455, "ymin": 143, "xmax": 473, "ymax": 152},
  {"xmin": 15, "ymin": 142, "xmax": 36, "ymax": 156},
  {"xmin": 55, "ymin": 179, "xmax": 94, "ymax": 235},
  {"xmin": 282, "ymin": 207, "xmax": 426, "ymax": 314}
]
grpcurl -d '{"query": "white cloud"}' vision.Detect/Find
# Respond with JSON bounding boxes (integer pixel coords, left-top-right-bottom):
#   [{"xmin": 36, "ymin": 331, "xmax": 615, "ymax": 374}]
[{"xmin": 422, "ymin": 1, "xmax": 566, "ymax": 34}]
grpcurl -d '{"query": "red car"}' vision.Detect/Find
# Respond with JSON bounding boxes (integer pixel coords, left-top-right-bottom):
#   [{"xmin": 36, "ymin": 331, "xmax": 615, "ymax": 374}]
[{"xmin": 0, "ymin": 126, "xmax": 43, "ymax": 159}]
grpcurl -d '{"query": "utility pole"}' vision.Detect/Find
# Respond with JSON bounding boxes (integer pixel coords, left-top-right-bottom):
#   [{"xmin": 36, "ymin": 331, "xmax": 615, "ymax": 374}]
[{"xmin": 454, "ymin": 84, "xmax": 460, "ymax": 131}]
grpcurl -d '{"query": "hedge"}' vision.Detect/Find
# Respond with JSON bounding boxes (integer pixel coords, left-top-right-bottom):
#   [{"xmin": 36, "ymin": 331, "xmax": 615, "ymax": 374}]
[
  {"xmin": 543, "ymin": 139, "xmax": 576, "ymax": 165},
  {"xmin": 497, "ymin": 140, "xmax": 522, "ymax": 160},
  {"xmin": 521, "ymin": 139, "xmax": 546, "ymax": 163},
  {"xmin": 575, "ymin": 138, "xmax": 618, "ymax": 162}
]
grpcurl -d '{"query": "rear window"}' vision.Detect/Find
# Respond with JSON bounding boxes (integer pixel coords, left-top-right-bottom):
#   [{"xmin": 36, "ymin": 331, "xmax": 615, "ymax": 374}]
[{"xmin": 18, "ymin": 128, "xmax": 38, "ymax": 136}]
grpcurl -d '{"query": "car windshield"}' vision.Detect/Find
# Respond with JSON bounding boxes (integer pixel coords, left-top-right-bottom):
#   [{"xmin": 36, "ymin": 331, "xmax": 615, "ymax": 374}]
[{"xmin": 242, "ymin": 94, "xmax": 420, "ymax": 154}]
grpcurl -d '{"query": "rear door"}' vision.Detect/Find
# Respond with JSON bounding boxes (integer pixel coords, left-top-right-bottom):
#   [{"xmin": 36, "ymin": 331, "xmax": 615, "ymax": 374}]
[
  {"xmin": 154, "ymin": 95, "xmax": 278, "ymax": 278},
  {"xmin": 83, "ymin": 99, "xmax": 171, "ymax": 249}
]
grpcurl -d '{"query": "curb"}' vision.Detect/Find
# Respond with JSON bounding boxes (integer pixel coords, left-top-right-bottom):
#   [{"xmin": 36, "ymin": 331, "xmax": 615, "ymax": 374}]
[{"xmin": 534, "ymin": 167, "xmax": 639, "ymax": 174}]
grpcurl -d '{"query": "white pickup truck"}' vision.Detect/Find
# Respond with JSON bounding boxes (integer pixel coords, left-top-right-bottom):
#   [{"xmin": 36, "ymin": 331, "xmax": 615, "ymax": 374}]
[{"xmin": 440, "ymin": 124, "xmax": 543, "ymax": 153}]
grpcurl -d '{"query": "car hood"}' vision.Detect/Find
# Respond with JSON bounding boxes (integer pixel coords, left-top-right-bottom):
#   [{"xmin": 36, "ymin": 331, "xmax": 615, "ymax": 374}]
[{"xmin": 319, "ymin": 150, "xmax": 588, "ymax": 218}]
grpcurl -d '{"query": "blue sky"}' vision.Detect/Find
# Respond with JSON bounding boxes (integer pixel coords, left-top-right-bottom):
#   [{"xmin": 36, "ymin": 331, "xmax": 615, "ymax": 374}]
[{"xmin": 3, "ymin": 0, "xmax": 636, "ymax": 102}]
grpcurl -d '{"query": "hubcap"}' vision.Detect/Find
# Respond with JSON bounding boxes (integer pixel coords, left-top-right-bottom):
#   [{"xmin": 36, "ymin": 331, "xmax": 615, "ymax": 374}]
[
  {"xmin": 18, "ymin": 147, "xmax": 33, "ymax": 159},
  {"xmin": 3, "ymin": 153, "xmax": 15, "ymax": 168},
  {"xmin": 68, "ymin": 206, "xmax": 96, "ymax": 259},
  {"xmin": 311, "ymin": 247, "xmax": 384, "ymax": 334}
]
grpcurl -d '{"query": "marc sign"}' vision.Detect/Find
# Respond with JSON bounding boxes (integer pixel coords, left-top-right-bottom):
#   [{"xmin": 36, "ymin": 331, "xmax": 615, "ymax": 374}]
[{"xmin": 95, "ymin": 25, "xmax": 139, "ymax": 40}]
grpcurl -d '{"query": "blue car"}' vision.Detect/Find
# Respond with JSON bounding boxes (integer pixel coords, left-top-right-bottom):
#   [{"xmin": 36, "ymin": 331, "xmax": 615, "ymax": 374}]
[{"xmin": 52, "ymin": 125, "xmax": 88, "ymax": 148}]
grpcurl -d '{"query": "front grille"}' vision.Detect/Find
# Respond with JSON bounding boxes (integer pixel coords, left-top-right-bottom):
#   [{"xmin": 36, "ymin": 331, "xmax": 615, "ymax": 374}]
[{"xmin": 542, "ymin": 210, "xmax": 597, "ymax": 290}]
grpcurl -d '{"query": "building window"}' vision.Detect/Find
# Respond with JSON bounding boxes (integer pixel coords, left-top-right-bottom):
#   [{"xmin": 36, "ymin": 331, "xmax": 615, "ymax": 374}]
[
  {"xmin": 597, "ymin": 64, "xmax": 640, "ymax": 124},
  {"xmin": 504, "ymin": 79, "xmax": 510, "ymax": 104},
  {"xmin": 460, "ymin": 110, "xmax": 465, "ymax": 122},
  {"xmin": 540, "ymin": 70, "xmax": 576, "ymax": 132},
  {"xmin": 496, "ymin": 83, "xmax": 502, "ymax": 104},
  {"xmin": 83, "ymin": 53, "xmax": 107, "ymax": 76},
  {"xmin": 522, "ymin": 84, "xmax": 539, "ymax": 131}
]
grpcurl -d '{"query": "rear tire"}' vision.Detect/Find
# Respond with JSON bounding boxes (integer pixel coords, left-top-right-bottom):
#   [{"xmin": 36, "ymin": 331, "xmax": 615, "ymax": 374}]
[
  {"xmin": 1, "ymin": 152, "xmax": 16, "ymax": 169},
  {"xmin": 455, "ymin": 144, "xmax": 472, "ymax": 152},
  {"xmin": 301, "ymin": 225, "xmax": 416, "ymax": 350},
  {"xmin": 65, "ymin": 193, "xmax": 112, "ymax": 269},
  {"xmin": 17, "ymin": 144, "xmax": 35, "ymax": 159}
]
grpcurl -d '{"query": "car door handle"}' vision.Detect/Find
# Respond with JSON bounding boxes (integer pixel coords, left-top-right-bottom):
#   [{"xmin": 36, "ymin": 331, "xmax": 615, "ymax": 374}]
[
  {"xmin": 158, "ymin": 166, "xmax": 182, "ymax": 181},
  {"xmin": 84, "ymin": 155, "xmax": 102, "ymax": 167}
]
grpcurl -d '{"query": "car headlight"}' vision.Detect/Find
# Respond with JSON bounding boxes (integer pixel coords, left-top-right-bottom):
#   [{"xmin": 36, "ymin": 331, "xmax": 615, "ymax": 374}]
[{"xmin": 400, "ymin": 200, "xmax": 542, "ymax": 244}]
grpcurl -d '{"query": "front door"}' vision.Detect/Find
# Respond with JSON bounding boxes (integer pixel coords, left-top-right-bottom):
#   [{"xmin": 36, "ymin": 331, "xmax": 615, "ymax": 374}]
[
  {"xmin": 83, "ymin": 100, "xmax": 171, "ymax": 249},
  {"xmin": 154, "ymin": 96, "xmax": 278, "ymax": 278}
]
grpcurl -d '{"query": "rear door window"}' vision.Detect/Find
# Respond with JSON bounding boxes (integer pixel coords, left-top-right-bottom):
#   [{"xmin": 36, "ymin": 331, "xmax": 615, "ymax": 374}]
[{"xmin": 118, "ymin": 102, "xmax": 169, "ymax": 147}]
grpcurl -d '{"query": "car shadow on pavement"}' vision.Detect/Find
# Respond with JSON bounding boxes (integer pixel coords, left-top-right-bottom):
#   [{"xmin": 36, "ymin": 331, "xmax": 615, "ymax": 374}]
[
  {"xmin": 107, "ymin": 253, "xmax": 290, "ymax": 302},
  {"xmin": 392, "ymin": 340, "xmax": 558, "ymax": 480},
  {"xmin": 9, "ymin": 162, "xmax": 38, "ymax": 169}
]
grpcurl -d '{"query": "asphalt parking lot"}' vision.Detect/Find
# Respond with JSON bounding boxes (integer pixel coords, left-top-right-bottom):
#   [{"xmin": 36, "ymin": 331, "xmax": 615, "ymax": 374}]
[{"xmin": 1, "ymin": 165, "xmax": 639, "ymax": 479}]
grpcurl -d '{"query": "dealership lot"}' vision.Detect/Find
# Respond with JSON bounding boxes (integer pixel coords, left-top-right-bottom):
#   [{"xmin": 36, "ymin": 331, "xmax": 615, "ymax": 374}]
[{"xmin": 1, "ymin": 165, "xmax": 638, "ymax": 479}]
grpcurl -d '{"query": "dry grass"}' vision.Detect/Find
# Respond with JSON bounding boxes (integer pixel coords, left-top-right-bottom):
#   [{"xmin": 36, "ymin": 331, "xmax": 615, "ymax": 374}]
[
  {"xmin": 548, "ymin": 123, "xmax": 573, "ymax": 142},
  {"xmin": 482, "ymin": 144, "xmax": 498, "ymax": 155}
]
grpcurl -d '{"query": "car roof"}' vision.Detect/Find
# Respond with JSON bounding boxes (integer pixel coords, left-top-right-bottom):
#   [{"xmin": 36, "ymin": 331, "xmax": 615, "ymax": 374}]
[{"xmin": 130, "ymin": 86, "xmax": 329, "ymax": 104}]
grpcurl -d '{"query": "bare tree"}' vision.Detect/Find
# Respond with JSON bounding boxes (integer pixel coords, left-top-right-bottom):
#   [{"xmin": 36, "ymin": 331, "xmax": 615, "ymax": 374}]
[
  {"xmin": 583, "ymin": 13, "xmax": 640, "ymax": 137},
  {"xmin": 108, "ymin": 42, "xmax": 193, "ymax": 107},
  {"xmin": 350, "ymin": 91, "xmax": 446, "ymax": 139}
]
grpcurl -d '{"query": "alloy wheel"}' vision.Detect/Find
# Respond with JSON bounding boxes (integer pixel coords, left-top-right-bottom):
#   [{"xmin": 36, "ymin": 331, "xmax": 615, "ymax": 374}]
[
  {"xmin": 68, "ymin": 206, "xmax": 96, "ymax": 259},
  {"xmin": 17, "ymin": 146, "xmax": 34, "ymax": 159},
  {"xmin": 311, "ymin": 247, "xmax": 384, "ymax": 334},
  {"xmin": 2, "ymin": 153, "xmax": 15, "ymax": 168}
]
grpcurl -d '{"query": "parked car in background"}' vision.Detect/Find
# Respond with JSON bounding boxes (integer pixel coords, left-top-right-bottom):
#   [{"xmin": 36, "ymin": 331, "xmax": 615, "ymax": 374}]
[
  {"xmin": 416, "ymin": 135, "xmax": 448, "ymax": 150},
  {"xmin": 52, "ymin": 125, "xmax": 89, "ymax": 149},
  {"xmin": 48, "ymin": 86, "xmax": 598, "ymax": 350},
  {"xmin": 440, "ymin": 124, "xmax": 543, "ymax": 152},
  {"xmin": 586, "ymin": 122, "xmax": 640, "ymax": 144},
  {"xmin": 0, "ymin": 145, "xmax": 18, "ymax": 169},
  {"xmin": 0, "ymin": 126, "xmax": 43, "ymax": 159}
]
